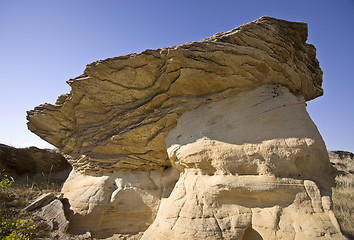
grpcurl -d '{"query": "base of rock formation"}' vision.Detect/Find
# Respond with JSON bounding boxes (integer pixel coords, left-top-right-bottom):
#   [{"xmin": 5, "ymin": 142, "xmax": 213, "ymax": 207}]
[
  {"xmin": 61, "ymin": 167, "xmax": 179, "ymax": 238},
  {"xmin": 143, "ymin": 174, "xmax": 343, "ymax": 240}
]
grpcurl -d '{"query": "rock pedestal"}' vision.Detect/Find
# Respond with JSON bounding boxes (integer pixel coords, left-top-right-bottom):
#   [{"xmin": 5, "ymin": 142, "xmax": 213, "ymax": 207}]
[
  {"xmin": 142, "ymin": 85, "xmax": 342, "ymax": 239},
  {"xmin": 27, "ymin": 17, "xmax": 346, "ymax": 239}
]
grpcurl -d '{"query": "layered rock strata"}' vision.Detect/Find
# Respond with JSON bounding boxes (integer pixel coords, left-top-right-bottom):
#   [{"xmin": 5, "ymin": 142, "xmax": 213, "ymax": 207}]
[
  {"xmin": 27, "ymin": 17, "xmax": 346, "ymax": 239},
  {"xmin": 27, "ymin": 17, "xmax": 322, "ymax": 173}
]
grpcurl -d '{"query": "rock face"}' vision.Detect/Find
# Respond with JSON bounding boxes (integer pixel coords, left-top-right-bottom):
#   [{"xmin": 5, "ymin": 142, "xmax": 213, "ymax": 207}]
[
  {"xmin": 27, "ymin": 17, "xmax": 322, "ymax": 174},
  {"xmin": 143, "ymin": 85, "xmax": 342, "ymax": 239},
  {"xmin": 34, "ymin": 199, "xmax": 69, "ymax": 233},
  {"xmin": 27, "ymin": 17, "xmax": 346, "ymax": 239},
  {"xmin": 0, "ymin": 143, "xmax": 70, "ymax": 175},
  {"xmin": 61, "ymin": 167, "xmax": 179, "ymax": 237},
  {"xmin": 329, "ymin": 151, "xmax": 354, "ymax": 177}
]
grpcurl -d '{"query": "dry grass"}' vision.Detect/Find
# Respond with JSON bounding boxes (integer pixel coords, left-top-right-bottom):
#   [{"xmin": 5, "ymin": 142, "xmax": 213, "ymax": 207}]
[
  {"xmin": 330, "ymin": 151, "xmax": 354, "ymax": 239},
  {"xmin": 333, "ymin": 186, "xmax": 354, "ymax": 239}
]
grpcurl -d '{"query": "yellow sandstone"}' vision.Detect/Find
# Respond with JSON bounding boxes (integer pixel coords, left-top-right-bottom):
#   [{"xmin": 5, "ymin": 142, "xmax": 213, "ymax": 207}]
[{"xmin": 27, "ymin": 17, "xmax": 346, "ymax": 239}]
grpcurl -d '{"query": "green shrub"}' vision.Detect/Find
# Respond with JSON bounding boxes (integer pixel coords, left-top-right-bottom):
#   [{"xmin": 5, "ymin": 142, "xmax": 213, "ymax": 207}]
[
  {"xmin": 0, "ymin": 169, "xmax": 13, "ymax": 188},
  {"xmin": 0, "ymin": 170, "xmax": 36, "ymax": 239},
  {"xmin": 0, "ymin": 216, "xmax": 35, "ymax": 240}
]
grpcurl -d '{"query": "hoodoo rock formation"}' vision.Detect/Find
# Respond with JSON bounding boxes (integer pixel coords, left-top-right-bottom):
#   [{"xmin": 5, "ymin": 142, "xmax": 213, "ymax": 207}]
[{"xmin": 27, "ymin": 17, "xmax": 347, "ymax": 239}]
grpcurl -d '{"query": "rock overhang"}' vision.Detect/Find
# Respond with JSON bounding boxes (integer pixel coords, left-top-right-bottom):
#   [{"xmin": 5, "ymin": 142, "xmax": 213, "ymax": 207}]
[{"xmin": 27, "ymin": 16, "xmax": 323, "ymax": 173}]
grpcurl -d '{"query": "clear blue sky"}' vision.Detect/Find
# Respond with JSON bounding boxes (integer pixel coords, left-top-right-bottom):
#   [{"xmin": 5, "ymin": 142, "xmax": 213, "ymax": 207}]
[{"xmin": 0, "ymin": 0, "xmax": 353, "ymax": 152}]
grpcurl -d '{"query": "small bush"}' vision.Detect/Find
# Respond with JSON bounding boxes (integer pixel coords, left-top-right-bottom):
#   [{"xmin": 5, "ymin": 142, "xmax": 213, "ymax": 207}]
[
  {"xmin": 0, "ymin": 216, "xmax": 35, "ymax": 240},
  {"xmin": 0, "ymin": 170, "xmax": 13, "ymax": 187}
]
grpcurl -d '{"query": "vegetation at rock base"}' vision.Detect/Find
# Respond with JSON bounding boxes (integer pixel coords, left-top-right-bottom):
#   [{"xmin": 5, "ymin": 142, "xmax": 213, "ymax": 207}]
[
  {"xmin": 0, "ymin": 169, "xmax": 61, "ymax": 239},
  {"xmin": 330, "ymin": 151, "xmax": 354, "ymax": 239},
  {"xmin": 1, "ymin": 216, "xmax": 35, "ymax": 240},
  {"xmin": 333, "ymin": 186, "xmax": 354, "ymax": 239}
]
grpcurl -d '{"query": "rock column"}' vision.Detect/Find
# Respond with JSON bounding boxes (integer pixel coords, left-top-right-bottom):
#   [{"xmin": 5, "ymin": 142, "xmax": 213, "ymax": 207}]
[{"xmin": 142, "ymin": 85, "xmax": 344, "ymax": 239}]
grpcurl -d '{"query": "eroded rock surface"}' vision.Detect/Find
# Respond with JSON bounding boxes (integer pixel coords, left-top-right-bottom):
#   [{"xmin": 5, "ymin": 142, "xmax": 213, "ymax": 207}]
[
  {"xmin": 61, "ymin": 167, "xmax": 179, "ymax": 238},
  {"xmin": 27, "ymin": 17, "xmax": 346, "ymax": 239},
  {"xmin": 27, "ymin": 16, "xmax": 322, "ymax": 174},
  {"xmin": 143, "ymin": 85, "xmax": 343, "ymax": 239}
]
